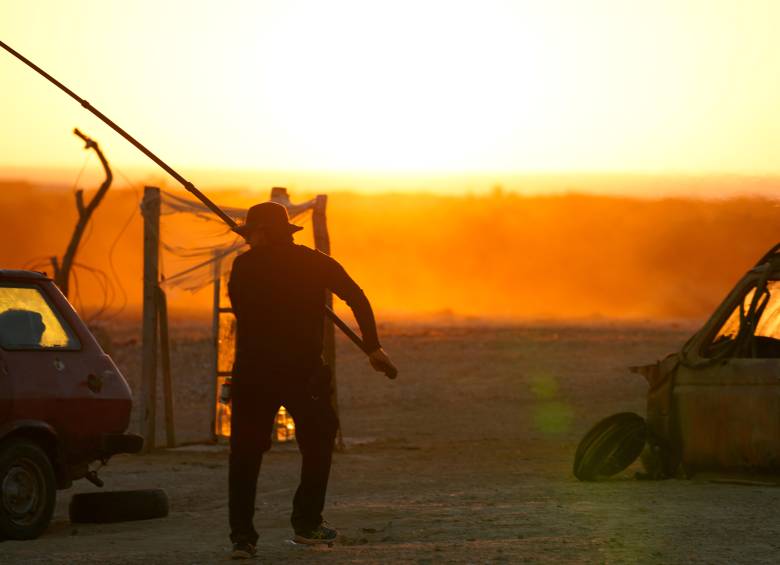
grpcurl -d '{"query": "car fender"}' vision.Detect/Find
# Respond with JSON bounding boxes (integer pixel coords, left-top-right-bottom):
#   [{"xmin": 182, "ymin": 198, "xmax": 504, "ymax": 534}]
[
  {"xmin": 0, "ymin": 418, "xmax": 58, "ymax": 444},
  {"xmin": 0, "ymin": 419, "xmax": 70, "ymax": 488}
]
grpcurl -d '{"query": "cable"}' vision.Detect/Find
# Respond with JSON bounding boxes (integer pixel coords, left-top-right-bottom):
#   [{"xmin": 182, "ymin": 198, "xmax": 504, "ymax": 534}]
[
  {"xmin": 23, "ymin": 256, "xmax": 54, "ymax": 272},
  {"xmin": 100, "ymin": 166, "xmax": 142, "ymax": 321},
  {"xmin": 70, "ymin": 266, "xmax": 83, "ymax": 315},
  {"xmin": 70, "ymin": 151, "xmax": 91, "ymax": 195},
  {"xmin": 26, "ymin": 152, "xmax": 92, "ymax": 280},
  {"xmin": 73, "ymin": 262, "xmax": 115, "ymax": 323}
]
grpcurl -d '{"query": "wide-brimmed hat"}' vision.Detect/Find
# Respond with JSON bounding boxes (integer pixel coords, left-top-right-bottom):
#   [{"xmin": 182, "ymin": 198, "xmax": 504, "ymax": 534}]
[{"xmin": 236, "ymin": 201, "xmax": 303, "ymax": 236}]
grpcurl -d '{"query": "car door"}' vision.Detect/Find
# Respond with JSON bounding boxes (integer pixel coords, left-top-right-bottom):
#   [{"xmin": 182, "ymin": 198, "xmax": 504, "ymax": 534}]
[
  {"xmin": 41, "ymin": 282, "xmax": 132, "ymax": 442},
  {"xmin": 675, "ymin": 276, "xmax": 780, "ymax": 472},
  {"xmin": 0, "ymin": 281, "xmax": 82, "ymax": 437}
]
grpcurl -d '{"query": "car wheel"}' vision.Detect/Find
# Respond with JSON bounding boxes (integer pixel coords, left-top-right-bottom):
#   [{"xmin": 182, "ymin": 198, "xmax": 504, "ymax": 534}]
[
  {"xmin": 0, "ymin": 439, "xmax": 57, "ymax": 540},
  {"xmin": 69, "ymin": 489, "xmax": 169, "ymax": 523},
  {"xmin": 574, "ymin": 412, "xmax": 647, "ymax": 481}
]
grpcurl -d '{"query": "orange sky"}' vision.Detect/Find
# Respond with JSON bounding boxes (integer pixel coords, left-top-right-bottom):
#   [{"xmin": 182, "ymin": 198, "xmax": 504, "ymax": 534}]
[{"xmin": 1, "ymin": 1, "xmax": 779, "ymax": 193}]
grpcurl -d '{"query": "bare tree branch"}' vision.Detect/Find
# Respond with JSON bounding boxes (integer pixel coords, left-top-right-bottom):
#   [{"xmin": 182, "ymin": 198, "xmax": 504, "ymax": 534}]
[
  {"xmin": 50, "ymin": 255, "xmax": 60, "ymax": 280},
  {"xmin": 75, "ymin": 190, "xmax": 86, "ymax": 217},
  {"xmin": 55, "ymin": 129, "xmax": 113, "ymax": 297}
]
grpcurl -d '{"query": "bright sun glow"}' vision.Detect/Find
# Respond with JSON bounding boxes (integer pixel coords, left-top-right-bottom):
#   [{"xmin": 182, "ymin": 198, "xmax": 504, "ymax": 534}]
[{"xmin": 1, "ymin": 0, "xmax": 779, "ymax": 182}]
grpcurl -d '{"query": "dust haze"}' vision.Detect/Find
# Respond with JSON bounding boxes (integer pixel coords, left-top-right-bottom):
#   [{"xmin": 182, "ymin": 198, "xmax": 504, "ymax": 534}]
[{"xmin": 2, "ymin": 179, "xmax": 778, "ymax": 322}]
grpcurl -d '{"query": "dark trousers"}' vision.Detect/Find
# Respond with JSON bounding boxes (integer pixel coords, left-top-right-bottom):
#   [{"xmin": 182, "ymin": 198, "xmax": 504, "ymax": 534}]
[{"xmin": 228, "ymin": 366, "xmax": 339, "ymax": 545}]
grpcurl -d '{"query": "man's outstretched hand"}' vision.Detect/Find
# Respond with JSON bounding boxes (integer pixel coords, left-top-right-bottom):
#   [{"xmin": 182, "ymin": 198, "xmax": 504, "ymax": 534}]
[{"xmin": 369, "ymin": 348, "xmax": 398, "ymax": 379}]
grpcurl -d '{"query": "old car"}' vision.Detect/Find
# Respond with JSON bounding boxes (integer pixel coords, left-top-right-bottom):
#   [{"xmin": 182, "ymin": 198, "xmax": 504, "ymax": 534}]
[
  {"xmin": 576, "ymin": 243, "xmax": 780, "ymax": 480},
  {"xmin": 0, "ymin": 269, "xmax": 153, "ymax": 539}
]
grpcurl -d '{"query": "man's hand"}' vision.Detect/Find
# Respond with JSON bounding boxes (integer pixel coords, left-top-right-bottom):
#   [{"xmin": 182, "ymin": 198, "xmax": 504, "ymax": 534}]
[{"xmin": 369, "ymin": 348, "xmax": 397, "ymax": 379}]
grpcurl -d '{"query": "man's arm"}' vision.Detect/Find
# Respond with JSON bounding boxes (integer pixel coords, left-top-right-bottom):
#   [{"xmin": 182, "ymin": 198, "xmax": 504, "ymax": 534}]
[
  {"xmin": 325, "ymin": 261, "xmax": 381, "ymax": 353},
  {"xmin": 319, "ymin": 252, "xmax": 397, "ymax": 377}
]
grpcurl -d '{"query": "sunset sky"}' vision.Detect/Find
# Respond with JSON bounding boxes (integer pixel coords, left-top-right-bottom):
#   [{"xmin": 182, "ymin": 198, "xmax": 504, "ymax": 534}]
[{"xmin": 1, "ymin": 1, "xmax": 779, "ymax": 192}]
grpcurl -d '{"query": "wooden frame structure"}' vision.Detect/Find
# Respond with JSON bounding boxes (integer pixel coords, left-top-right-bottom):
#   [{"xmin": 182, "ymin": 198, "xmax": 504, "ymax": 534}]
[{"xmin": 139, "ymin": 186, "xmax": 340, "ymax": 451}]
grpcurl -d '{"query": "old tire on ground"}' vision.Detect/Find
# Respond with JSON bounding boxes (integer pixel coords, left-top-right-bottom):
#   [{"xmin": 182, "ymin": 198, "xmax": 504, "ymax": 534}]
[
  {"xmin": 0, "ymin": 438, "xmax": 57, "ymax": 540},
  {"xmin": 69, "ymin": 489, "xmax": 169, "ymax": 524},
  {"xmin": 574, "ymin": 412, "xmax": 646, "ymax": 481}
]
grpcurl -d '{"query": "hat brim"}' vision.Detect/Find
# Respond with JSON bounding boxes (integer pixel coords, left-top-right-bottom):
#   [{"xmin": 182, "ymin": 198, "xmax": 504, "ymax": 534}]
[{"xmin": 236, "ymin": 223, "xmax": 303, "ymax": 237}]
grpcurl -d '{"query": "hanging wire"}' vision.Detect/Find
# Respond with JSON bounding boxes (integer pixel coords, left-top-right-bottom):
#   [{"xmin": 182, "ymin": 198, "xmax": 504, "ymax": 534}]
[
  {"xmin": 24, "ymin": 152, "xmax": 94, "ymax": 279},
  {"xmin": 100, "ymin": 166, "xmax": 143, "ymax": 321},
  {"xmin": 73, "ymin": 262, "xmax": 115, "ymax": 323},
  {"xmin": 70, "ymin": 150, "xmax": 92, "ymax": 195},
  {"xmin": 72, "ymin": 150, "xmax": 108, "ymax": 260},
  {"xmin": 80, "ymin": 207, "xmax": 96, "ymax": 250},
  {"xmin": 101, "ymin": 204, "xmax": 137, "ymax": 320},
  {"xmin": 23, "ymin": 256, "xmax": 54, "ymax": 273},
  {"xmin": 70, "ymin": 265, "xmax": 83, "ymax": 315}
]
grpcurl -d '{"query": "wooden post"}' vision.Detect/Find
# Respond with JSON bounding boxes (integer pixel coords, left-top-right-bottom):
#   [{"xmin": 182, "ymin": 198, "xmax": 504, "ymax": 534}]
[
  {"xmin": 211, "ymin": 252, "xmax": 222, "ymax": 442},
  {"xmin": 312, "ymin": 194, "xmax": 344, "ymax": 450},
  {"xmin": 141, "ymin": 186, "xmax": 160, "ymax": 452},
  {"xmin": 157, "ymin": 287, "xmax": 176, "ymax": 448}
]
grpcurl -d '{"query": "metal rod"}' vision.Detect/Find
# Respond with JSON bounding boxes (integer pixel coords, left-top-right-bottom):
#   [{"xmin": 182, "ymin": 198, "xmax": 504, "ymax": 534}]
[{"xmin": 0, "ymin": 40, "xmax": 370, "ymax": 353}]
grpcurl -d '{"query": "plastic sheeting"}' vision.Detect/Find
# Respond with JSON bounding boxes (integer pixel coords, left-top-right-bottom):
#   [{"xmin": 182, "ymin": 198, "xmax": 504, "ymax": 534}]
[{"xmin": 157, "ymin": 189, "xmax": 316, "ymax": 292}]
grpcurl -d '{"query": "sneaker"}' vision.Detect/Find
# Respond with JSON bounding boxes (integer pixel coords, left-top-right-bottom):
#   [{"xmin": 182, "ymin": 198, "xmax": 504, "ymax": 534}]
[
  {"xmin": 293, "ymin": 523, "xmax": 339, "ymax": 545},
  {"xmin": 231, "ymin": 542, "xmax": 257, "ymax": 559}
]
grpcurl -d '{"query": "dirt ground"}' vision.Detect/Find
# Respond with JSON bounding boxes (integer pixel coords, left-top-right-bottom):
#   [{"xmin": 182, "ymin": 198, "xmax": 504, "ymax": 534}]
[{"xmin": 4, "ymin": 320, "xmax": 780, "ymax": 564}]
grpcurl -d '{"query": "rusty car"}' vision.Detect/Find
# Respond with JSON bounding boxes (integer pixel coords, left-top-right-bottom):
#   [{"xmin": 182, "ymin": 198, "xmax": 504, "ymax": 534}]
[{"xmin": 576, "ymin": 243, "xmax": 780, "ymax": 480}]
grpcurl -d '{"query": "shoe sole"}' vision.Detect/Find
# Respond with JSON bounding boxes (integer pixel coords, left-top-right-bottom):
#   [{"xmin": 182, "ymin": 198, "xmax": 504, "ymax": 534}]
[
  {"xmin": 231, "ymin": 549, "xmax": 255, "ymax": 559},
  {"xmin": 290, "ymin": 535, "xmax": 337, "ymax": 546}
]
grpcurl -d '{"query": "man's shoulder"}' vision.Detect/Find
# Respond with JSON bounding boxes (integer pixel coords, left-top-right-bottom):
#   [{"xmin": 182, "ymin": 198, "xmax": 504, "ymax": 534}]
[
  {"xmin": 289, "ymin": 245, "xmax": 343, "ymax": 273},
  {"xmin": 291, "ymin": 244, "xmax": 329, "ymax": 261},
  {"xmin": 233, "ymin": 244, "xmax": 335, "ymax": 269}
]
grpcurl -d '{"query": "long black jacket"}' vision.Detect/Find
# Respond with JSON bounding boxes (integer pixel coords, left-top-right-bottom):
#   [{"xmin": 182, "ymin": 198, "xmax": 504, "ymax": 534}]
[{"xmin": 228, "ymin": 243, "xmax": 380, "ymax": 377}]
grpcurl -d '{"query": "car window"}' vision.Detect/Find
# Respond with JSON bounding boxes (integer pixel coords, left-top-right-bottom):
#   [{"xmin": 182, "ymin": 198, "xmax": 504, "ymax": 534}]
[
  {"xmin": 711, "ymin": 287, "xmax": 755, "ymax": 345},
  {"xmin": 0, "ymin": 285, "xmax": 80, "ymax": 350},
  {"xmin": 706, "ymin": 280, "xmax": 780, "ymax": 358},
  {"xmin": 754, "ymin": 281, "xmax": 780, "ymax": 339}
]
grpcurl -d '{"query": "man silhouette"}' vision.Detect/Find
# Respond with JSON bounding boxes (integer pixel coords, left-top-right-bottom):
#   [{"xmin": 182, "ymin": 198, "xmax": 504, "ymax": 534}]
[{"xmin": 227, "ymin": 201, "xmax": 396, "ymax": 559}]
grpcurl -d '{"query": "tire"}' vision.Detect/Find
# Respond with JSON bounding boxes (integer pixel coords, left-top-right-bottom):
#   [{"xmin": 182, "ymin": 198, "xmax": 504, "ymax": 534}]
[
  {"xmin": 574, "ymin": 412, "xmax": 647, "ymax": 481},
  {"xmin": 69, "ymin": 489, "xmax": 169, "ymax": 524},
  {"xmin": 0, "ymin": 438, "xmax": 57, "ymax": 540}
]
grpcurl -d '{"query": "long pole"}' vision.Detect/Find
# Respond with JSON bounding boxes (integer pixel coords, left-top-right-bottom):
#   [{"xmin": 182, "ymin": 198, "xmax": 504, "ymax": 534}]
[
  {"xmin": 0, "ymin": 40, "xmax": 383, "ymax": 365},
  {"xmin": 141, "ymin": 187, "xmax": 160, "ymax": 452}
]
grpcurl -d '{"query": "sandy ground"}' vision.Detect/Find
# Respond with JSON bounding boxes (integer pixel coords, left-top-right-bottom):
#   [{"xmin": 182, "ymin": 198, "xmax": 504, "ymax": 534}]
[{"xmin": 4, "ymin": 320, "xmax": 780, "ymax": 564}]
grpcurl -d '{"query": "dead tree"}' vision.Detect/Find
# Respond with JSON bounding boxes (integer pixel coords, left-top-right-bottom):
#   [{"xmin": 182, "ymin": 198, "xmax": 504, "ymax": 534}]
[{"xmin": 51, "ymin": 129, "xmax": 113, "ymax": 297}]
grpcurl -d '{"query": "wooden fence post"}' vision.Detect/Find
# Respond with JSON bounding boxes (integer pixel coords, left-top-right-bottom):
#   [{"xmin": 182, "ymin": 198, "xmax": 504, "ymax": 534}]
[
  {"xmin": 157, "ymin": 286, "xmax": 176, "ymax": 448},
  {"xmin": 312, "ymin": 194, "xmax": 343, "ymax": 450},
  {"xmin": 141, "ymin": 186, "xmax": 160, "ymax": 452},
  {"xmin": 211, "ymin": 252, "xmax": 223, "ymax": 442}
]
